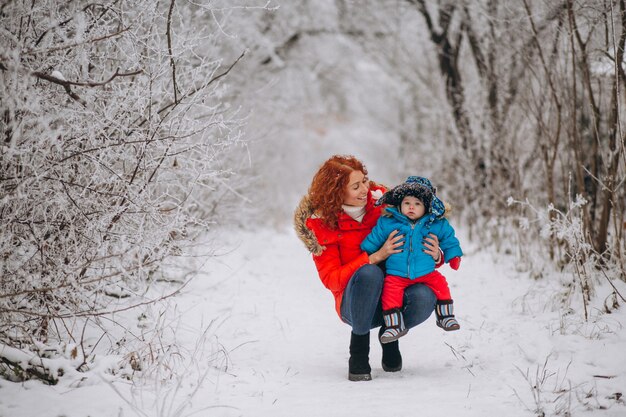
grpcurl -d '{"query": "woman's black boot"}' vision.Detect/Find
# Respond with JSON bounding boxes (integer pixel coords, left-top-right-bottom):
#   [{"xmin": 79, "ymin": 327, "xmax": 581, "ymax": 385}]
[
  {"xmin": 348, "ymin": 332, "xmax": 372, "ymax": 381},
  {"xmin": 378, "ymin": 326, "xmax": 402, "ymax": 372}
]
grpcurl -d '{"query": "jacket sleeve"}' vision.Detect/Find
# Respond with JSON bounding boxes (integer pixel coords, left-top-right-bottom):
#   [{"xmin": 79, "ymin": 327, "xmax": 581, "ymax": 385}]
[
  {"xmin": 360, "ymin": 220, "xmax": 389, "ymax": 254},
  {"xmin": 312, "ymin": 245, "xmax": 370, "ymax": 293},
  {"xmin": 437, "ymin": 219, "xmax": 463, "ymax": 262}
]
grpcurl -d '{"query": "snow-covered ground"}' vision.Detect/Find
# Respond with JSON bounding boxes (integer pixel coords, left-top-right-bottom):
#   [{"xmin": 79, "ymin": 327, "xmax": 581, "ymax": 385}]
[{"xmin": 1, "ymin": 227, "xmax": 625, "ymax": 417}]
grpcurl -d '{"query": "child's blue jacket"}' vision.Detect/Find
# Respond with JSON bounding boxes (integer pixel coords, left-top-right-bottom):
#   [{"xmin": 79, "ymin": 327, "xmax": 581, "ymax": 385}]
[{"xmin": 360, "ymin": 207, "xmax": 463, "ymax": 279}]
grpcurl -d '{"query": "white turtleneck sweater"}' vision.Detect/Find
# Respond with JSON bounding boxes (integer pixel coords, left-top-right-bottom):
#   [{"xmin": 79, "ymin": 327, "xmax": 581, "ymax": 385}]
[
  {"xmin": 341, "ymin": 189, "xmax": 383, "ymax": 223},
  {"xmin": 342, "ymin": 204, "xmax": 367, "ymax": 223}
]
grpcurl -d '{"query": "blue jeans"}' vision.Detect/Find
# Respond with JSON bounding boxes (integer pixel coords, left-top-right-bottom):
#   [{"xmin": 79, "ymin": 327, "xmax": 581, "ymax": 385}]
[{"xmin": 340, "ymin": 264, "xmax": 436, "ymax": 335}]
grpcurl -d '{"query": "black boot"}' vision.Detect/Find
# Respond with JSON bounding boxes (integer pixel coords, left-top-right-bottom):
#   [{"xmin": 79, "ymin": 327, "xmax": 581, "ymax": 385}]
[
  {"xmin": 378, "ymin": 326, "xmax": 402, "ymax": 372},
  {"xmin": 348, "ymin": 332, "xmax": 372, "ymax": 381}
]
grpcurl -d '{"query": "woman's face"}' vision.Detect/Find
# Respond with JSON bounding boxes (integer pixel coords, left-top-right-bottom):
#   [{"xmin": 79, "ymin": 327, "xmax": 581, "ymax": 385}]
[{"xmin": 343, "ymin": 170, "xmax": 369, "ymax": 207}]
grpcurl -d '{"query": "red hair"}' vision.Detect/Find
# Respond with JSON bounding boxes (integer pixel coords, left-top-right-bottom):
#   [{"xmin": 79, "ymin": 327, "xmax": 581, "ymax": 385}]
[{"xmin": 308, "ymin": 155, "xmax": 369, "ymax": 229}]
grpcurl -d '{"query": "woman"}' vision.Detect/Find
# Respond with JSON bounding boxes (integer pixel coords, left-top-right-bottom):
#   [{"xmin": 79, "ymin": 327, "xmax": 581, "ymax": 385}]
[{"xmin": 294, "ymin": 155, "xmax": 443, "ymax": 381}]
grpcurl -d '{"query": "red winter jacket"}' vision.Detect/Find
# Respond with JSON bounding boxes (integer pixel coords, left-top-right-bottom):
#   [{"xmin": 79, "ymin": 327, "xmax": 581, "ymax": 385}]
[{"xmin": 294, "ymin": 187, "xmax": 385, "ymax": 317}]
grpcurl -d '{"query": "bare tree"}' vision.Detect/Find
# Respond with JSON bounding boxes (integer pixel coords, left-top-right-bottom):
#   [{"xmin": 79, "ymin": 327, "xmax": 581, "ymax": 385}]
[{"xmin": 332, "ymin": 0, "xmax": 625, "ymax": 290}]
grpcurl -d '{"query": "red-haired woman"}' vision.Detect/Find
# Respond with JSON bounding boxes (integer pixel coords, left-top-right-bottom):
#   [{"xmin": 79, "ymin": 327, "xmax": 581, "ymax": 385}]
[{"xmin": 294, "ymin": 155, "xmax": 442, "ymax": 381}]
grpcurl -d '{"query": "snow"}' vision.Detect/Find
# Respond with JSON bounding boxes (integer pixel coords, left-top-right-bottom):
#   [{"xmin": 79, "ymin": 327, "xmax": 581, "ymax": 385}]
[
  {"xmin": 589, "ymin": 54, "xmax": 626, "ymax": 78},
  {"xmin": 1, "ymin": 227, "xmax": 626, "ymax": 417},
  {"xmin": 50, "ymin": 70, "xmax": 66, "ymax": 81}
]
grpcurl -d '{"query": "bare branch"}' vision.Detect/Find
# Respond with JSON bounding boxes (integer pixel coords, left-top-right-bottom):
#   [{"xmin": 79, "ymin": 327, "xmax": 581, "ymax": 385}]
[
  {"xmin": 167, "ymin": 0, "xmax": 180, "ymax": 104},
  {"xmin": 30, "ymin": 70, "xmax": 87, "ymax": 107},
  {"xmin": 1, "ymin": 279, "xmax": 189, "ymax": 319},
  {"xmin": 24, "ymin": 27, "xmax": 131, "ymax": 55},
  {"xmin": 35, "ymin": 3, "xmax": 100, "ymax": 47},
  {"xmin": 143, "ymin": 50, "xmax": 246, "ymax": 126},
  {"xmin": 11, "ymin": 66, "xmax": 141, "ymax": 106}
]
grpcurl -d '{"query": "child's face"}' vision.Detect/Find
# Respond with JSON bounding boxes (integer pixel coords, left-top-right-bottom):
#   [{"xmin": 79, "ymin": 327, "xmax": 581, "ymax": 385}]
[{"xmin": 400, "ymin": 195, "xmax": 426, "ymax": 220}]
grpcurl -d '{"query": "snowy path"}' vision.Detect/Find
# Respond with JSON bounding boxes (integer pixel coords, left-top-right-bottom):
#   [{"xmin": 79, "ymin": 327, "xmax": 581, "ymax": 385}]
[
  {"xmin": 183, "ymin": 228, "xmax": 626, "ymax": 417},
  {"xmin": 1, "ymin": 228, "xmax": 625, "ymax": 417}
]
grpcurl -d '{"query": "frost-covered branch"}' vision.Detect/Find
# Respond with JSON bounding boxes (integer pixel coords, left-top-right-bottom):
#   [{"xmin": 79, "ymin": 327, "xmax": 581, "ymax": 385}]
[
  {"xmin": 0, "ymin": 0, "xmax": 256, "ymax": 384},
  {"xmin": 25, "ymin": 27, "xmax": 132, "ymax": 55},
  {"xmin": 166, "ymin": 0, "xmax": 179, "ymax": 104},
  {"xmin": 32, "ymin": 68, "xmax": 143, "ymax": 88}
]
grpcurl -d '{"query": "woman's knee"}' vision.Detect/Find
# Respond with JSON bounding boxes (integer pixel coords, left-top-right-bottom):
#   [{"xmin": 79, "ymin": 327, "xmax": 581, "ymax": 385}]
[
  {"xmin": 403, "ymin": 284, "xmax": 436, "ymax": 328},
  {"xmin": 405, "ymin": 283, "xmax": 436, "ymax": 302},
  {"xmin": 353, "ymin": 264, "xmax": 384, "ymax": 287}
]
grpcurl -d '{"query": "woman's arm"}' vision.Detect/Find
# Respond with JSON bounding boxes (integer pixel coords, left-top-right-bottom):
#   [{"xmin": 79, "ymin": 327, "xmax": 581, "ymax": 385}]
[
  {"xmin": 368, "ymin": 229, "xmax": 404, "ymax": 264},
  {"xmin": 314, "ymin": 229, "xmax": 406, "ymax": 291},
  {"xmin": 313, "ymin": 245, "xmax": 370, "ymax": 293},
  {"xmin": 423, "ymin": 233, "xmax": 444, "ymax": 266},
  {"xmin": 361, "ymin": 220, "xmax": 392, "ymax": 254}
]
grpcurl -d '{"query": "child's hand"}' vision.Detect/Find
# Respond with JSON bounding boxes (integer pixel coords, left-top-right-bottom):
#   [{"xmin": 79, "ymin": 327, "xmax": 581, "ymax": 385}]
[{"xmin": 449, "ymin": 257, "xmax": 461, "ymax": 270}]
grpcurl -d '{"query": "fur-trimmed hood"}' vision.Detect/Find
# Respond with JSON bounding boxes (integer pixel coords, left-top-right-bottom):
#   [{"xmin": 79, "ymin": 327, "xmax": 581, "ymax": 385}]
[
  {"xmin": 293, "ymin": 195, "xmax": 325, "ymax": 256},
  {"xmin": 293, "ymin": 186, "xmax": 386, "ymax": 257}
]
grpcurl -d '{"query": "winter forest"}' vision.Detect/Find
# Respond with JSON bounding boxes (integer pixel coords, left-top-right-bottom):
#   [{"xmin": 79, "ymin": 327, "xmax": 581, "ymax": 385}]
[{"xmin": 1, "ymin": 0, "xmax": 626, "ymax": 416}]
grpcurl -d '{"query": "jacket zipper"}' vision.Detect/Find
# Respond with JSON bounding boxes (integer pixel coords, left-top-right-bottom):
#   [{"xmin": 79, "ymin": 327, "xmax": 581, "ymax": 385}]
[{"xmin": 408, "ymin": 222, "xmax": 416, "ymax": 278}]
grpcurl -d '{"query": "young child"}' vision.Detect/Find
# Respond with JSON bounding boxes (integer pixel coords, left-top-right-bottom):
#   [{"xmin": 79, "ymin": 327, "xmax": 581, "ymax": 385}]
[{"xmin": 360, "ymin": 176, "xmax": 463, "ymax": 343}]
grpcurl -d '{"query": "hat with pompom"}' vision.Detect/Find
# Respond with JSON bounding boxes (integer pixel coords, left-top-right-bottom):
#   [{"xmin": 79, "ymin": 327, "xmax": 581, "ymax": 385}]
[{"xmin": 375, "ymin": 176, "xmax": 445, "ymax": 218}]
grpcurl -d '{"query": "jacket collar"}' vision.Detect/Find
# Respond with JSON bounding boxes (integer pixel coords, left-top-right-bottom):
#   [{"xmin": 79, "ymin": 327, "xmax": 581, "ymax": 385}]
[{"xmin": 337, "ymin": 189, "xmax": 381, "ymax": 229}]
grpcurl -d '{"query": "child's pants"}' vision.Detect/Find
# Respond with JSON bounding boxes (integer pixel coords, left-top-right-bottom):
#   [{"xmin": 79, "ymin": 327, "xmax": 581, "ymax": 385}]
[{"xmin": 382, "ymin": 270, "xmax": 451, "ymax": 310}]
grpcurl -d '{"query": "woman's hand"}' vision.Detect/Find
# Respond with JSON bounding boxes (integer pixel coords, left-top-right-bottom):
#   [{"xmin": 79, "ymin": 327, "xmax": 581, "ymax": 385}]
[
  {"xmin": 423, "ymin": 233, "xmax": 442, "ymax": 263},
  {"xmin": 369, "ymin": 230, "xmax": 404, "ymax": 264}
]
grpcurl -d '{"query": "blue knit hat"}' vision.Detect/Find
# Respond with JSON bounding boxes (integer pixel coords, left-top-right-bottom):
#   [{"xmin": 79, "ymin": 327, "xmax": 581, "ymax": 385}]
[{"xmin": 376, "ymin": 176, "xmax": 446, "ymax": 218}]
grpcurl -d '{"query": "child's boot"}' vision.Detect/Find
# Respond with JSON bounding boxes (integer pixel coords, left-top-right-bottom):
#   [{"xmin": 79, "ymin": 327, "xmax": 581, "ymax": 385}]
[
  {"xmin": 379, "ymin": 308, "xmax": 408, "ymax": 344},
  {"xmin": 436, "ymin": 300, "xmax": 460, "ymax": 331}
]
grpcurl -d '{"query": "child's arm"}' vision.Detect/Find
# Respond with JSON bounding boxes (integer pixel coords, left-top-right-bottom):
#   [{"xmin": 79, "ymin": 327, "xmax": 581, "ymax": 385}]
[
  {"xmin": 436, "ymin": 219, "xmax": 463, "ymax": 263},
  {"xmin": 360, "ymin": 219, "xmax": 390, "ymax": 254}
]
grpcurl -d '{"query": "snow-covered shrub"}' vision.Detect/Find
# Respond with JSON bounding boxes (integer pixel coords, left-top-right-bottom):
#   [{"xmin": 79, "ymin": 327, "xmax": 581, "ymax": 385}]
[
  {"xmin": 507, "ymin": 192, "xmax": 625, "ymax": 319},
  {"xmin": 0, "ymin": 0, "xmax": 253, "ymax": 381},
  {"xmin": 107, "ymin": 311, "xmax": 231, "ymax": 417}
]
